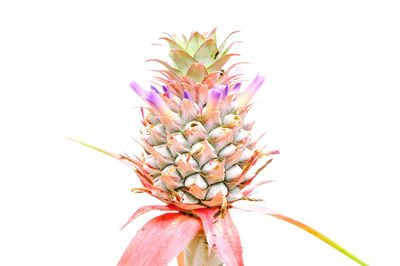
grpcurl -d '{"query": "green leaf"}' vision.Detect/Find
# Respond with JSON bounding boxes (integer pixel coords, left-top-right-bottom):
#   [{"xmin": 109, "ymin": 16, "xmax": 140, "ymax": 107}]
[
  {"xmin": 186, "ymin": 32, "xmax": 205, "ymax": 56},
  {"xmin": 169, "ymin": 50, "xmax": 196, "ymax": 74},
  {"xmin": 207, "ymin": 54, "xmax": 239, "ymax": 73},
  {"xmin": 194, "ymin": 39, "xmax": 218, "ymax": 67},
  {"xmin": 159, "ymin": 37, "xmax": 184, "ymax": 51}
]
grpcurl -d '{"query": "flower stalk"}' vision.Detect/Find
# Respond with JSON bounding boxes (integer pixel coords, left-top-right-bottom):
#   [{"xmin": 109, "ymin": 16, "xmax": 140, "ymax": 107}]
[{"xmin": 179, "ymin": 231, "xmax": 223, "ymax": 266}]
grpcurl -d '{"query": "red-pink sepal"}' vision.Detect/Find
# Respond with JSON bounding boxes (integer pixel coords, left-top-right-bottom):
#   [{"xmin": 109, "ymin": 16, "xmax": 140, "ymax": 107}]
[{"xmin": 118, "ymin": 213, "xmax": 201, "ymax": 266}]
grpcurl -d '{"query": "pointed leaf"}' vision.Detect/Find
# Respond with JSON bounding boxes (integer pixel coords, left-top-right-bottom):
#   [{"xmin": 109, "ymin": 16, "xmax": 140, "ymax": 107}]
[
  {"xmin": 120, "ymin": 205, "xmax": 176, "ymax": 230},
  {"xmin": 242, "ymin": 179, "xmax": 275, "ymax": 197},
  {"xmin": 147, "ymin": 59, "xmax": 182, "ymax": 75},
  {"xmin": 118, "ymin": 213, "xmax": 201, "ymax": 266},
  {"xmin": 66, "ymin": 137, "xmax": 118, "ymax": 159},
  {"xmin": 207, "ymin": 27, "xmax": 217, "ymax": 41},
  {"xmin": 218, "ymin": 30, "xmax": 240, "ymax": 58},
  {"xmin": 222, "ymin": 41, "xmax": 242, "ymax": 57},
  {"xmin": 194, "ymin": 39, "xmax": 218, "ymax": 67},
  {"xmin": 177, "ymin": 34, "xmax": 188, "ymax": 48},
  {"xmin": 186, "ymin": 31, "xmax": 205, "ymax": 56},
  {"xmin": 160, "ymin": 37, "xmax": 184, "ymax": 50},
  {"xmin": 233, "ymin": 204, "xmax": 368, "ymax": 266},
  {"xmin": 224, "ymin": 62, "xmax": 249, "ymax": 75},
  {"xmin": 207, "ymin": 54, "xmax": 239, "ymax": 73},
  {"xmin": 213, "ymin": 210, "xmax": 244, "ymax": 266},
  {"xmin": 169, "ymin": 50, "xmax": 196, "ymax": 74},
  {"xmin": 193, "ymin": 208, "xmax": 244, "ymax": 266},
  {"xmin": 186, "ymin": 63, "xmax": 208, "ymax": 82},
  {"xmin": 192, "ymin": 208, "xmax": 220, "ymax": 254}
]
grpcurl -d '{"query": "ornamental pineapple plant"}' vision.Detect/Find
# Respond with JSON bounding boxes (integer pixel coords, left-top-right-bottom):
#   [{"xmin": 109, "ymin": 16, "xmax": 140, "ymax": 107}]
[{"xmin": 71, "ymin": 29, "xmax": 367, "ymax": 266}]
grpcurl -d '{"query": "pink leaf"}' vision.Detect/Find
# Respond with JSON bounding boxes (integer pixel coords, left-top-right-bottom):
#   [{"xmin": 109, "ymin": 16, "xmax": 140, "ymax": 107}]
[
  {"xmin": 192, "ymin": 208, "xmax": 219, "ymax": 254},
  {"xmin": 193, "ymin": 209, "xmax": 244, "ymax": 266},
  {"xmin": 120, "ymin": 205, "xmax": 177, "ymax": 230},
  {"xmin": 118, "ymin": 213, "xmax": 201, "ymax": 266},
  {"xmin": 242, "ymin": 179, "xmax": 275, "ymax": 197},
  {"xmin": 232, "ymin": 202, "xmax": 278, "ymax": 215},
  {"xmin": 213, "ymin": 210, "xmax": 244, "ymax": 266}
]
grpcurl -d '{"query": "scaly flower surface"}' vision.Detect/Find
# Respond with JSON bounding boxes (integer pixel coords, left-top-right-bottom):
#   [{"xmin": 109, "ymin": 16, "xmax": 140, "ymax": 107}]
[{"xmin": 71, "ymin": 29, "xmax": 367, "ymax": 266}]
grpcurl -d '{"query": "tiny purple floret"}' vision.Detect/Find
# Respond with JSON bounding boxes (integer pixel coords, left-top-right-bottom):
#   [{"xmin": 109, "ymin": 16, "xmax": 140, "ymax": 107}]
[
  {"xmin": 233, "ymin": 82, "xmax": 242, "ymax": 92},
  {"xmin": 150, "ymin": 85, "xmax": 160, "ymax": 94},
  {"xmin": 183, "ymin": 90, "xmax": 191, "ymax": 100},
  {"xmin": 222, "ymin": 85, "xmax": 229, "ymax": 98},
  {"xmin": 162, "ymin": 85, "xmax": 170, "ymax": 98}
]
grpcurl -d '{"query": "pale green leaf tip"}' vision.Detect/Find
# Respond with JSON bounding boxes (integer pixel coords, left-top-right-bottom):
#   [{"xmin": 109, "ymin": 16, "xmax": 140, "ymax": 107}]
[{"xmin": 65, "ymin": 137, "xmax": 116, "ymax": 158}]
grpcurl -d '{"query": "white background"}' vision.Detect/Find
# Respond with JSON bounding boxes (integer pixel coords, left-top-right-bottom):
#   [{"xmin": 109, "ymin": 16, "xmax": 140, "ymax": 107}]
[{"xmin": 1, "ymin": 0, "xmax": 399, "ymax": 265}]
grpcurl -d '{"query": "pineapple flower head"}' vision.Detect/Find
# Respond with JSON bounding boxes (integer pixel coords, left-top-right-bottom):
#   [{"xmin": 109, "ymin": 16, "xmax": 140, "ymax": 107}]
[
  {"xmin": 72, "ymin": 29, "xmax": 367, "ymax": 266},
  {"xmin": 127, "ymin": 29, "xmax": 278, "ymax": 211}
]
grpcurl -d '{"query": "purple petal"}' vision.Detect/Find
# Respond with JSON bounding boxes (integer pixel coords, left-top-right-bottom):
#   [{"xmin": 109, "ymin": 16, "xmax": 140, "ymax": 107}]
[
  {"xmin": 210, "ymin": 88, "xmax": 222, "ymax": 101},
  {"xmin": 130, "ymin": 81, "xmax": 147, "ymax": 98},
  {"xmin": 146, "ymin": 91, "xmax": 174, "ymax": 117},
  {"xmin": 235, "ymin": 74, "xmax": 265, "ymax": 108},
  {"xmin": 205, "ymin": 88, "xmax": 222, "ymax": 113}
]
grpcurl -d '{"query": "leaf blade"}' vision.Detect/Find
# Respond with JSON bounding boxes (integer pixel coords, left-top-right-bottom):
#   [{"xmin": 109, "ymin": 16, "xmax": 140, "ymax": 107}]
[
  {"xmin": 120, "ymin": 205, "xmax": 176, "ymax": 230},
  {"xmin": 118, "ymin": 213, "xmax": 201, "ymax": 266},
  {"xmin": 233, "ymin": 204, "xmax": 368, "ymax": 266},
  {"xmin": 66, "ymin": 137, "xmax": 117, "ymax": 158},
  {"xmin": 213, "ymin": 210, "xmax": 244, "ymax": 266}
]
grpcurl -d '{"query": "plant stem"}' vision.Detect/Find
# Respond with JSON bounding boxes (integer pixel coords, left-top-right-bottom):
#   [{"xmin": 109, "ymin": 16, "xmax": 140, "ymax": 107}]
[{"xmin": 180, "ymin": 231, "xmax": 223, "ymax": 266}]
